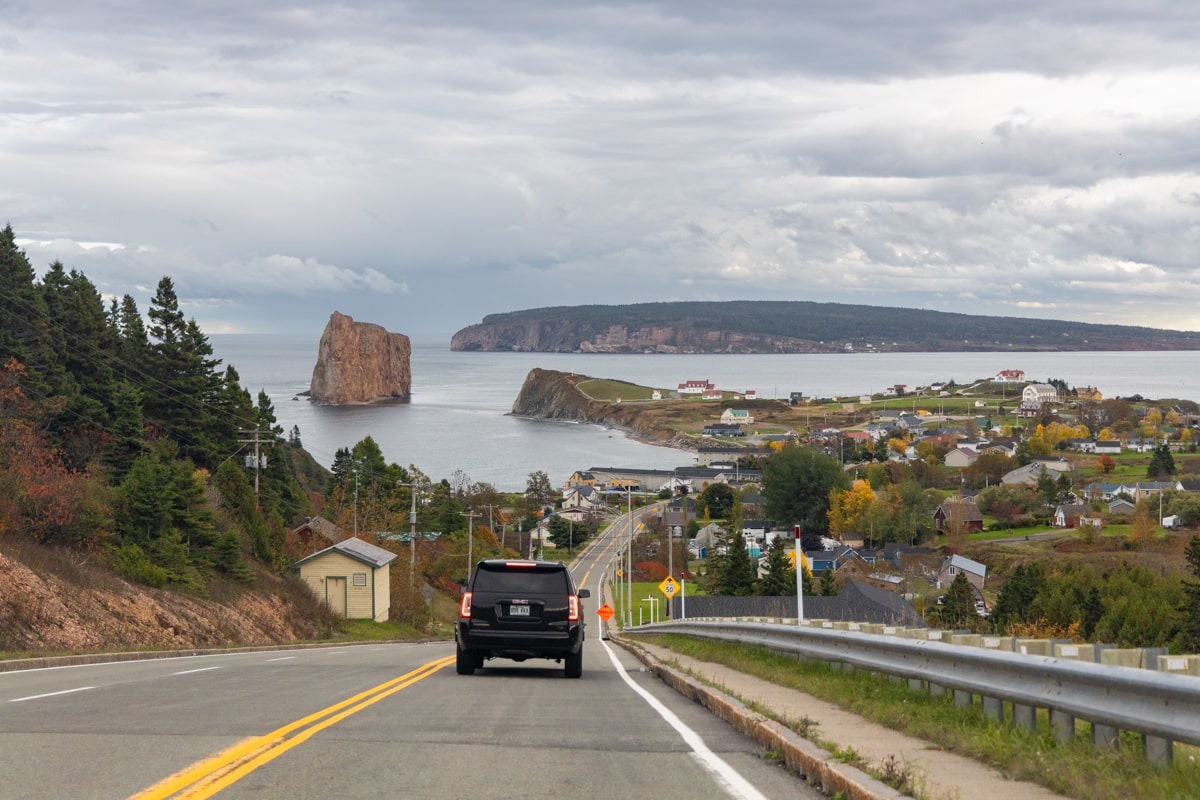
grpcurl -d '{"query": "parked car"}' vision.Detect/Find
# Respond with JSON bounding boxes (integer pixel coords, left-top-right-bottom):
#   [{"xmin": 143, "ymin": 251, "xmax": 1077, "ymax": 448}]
[{"xmin": 455, "ymin": 559, "xmax": 590, "ymax": 678}]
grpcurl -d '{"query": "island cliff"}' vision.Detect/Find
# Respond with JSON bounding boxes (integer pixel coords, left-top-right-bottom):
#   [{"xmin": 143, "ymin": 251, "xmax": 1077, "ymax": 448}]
[
  {"xmin": 309, "ymin": 311, "xmax": 412, "ymax": 404},
  {"xmin": 452, "ymin": 301, "xmax": 1200, "ymax": 353}
]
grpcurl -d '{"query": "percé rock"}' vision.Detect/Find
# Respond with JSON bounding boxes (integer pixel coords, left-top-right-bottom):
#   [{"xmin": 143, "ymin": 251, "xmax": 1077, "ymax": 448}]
[{"xmin": 309, "ymin": 311, "xmax": 412, "ymax": 404}]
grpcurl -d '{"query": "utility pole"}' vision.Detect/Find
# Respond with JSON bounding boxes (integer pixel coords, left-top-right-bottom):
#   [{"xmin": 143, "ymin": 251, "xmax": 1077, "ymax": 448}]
[
  {"xmin": 461, "ymin": 509, "xmax": 478, "ymax": 580},
  {"xmin": 626, "ymin": 490, "xmax": 633, "ymax": 628},
  {"xmin": 397, "ymin": 482, "xmax": 426, "ymax": 586},
  {"xmin": 237, "ymin": 428, "xmax": 274, "ymax": 497}
]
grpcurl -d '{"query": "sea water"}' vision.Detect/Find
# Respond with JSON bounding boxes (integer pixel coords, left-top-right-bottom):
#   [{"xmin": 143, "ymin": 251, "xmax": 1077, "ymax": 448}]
[{"xmin": 209, "ymin": 335, "xmax": 1200, "ymax": 491}]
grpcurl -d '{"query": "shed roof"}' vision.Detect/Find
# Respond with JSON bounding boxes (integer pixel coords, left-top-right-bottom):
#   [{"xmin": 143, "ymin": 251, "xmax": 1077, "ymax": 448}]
[{"xmin": 293, "ymin": 537, "xmax": 397, "ymax": 569}]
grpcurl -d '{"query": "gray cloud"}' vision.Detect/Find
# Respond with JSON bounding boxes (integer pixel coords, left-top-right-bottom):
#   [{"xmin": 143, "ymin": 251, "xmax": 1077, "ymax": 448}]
[{"xmin": 2, "ymin": 1, "xmax": 1199, "ymax": 336}]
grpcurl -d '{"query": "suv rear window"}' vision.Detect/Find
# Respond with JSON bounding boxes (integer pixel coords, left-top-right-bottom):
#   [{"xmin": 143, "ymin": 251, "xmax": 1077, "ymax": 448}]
[{"xmin": 473, "ymin": 563, "xmax": 570, "ymax": 594}]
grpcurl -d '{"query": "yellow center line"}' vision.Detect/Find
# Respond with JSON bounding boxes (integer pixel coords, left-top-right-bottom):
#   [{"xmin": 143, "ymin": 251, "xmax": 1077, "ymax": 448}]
[{"xmin": 130, "ymin": 654, "xmax": 455, "ymax": 800}]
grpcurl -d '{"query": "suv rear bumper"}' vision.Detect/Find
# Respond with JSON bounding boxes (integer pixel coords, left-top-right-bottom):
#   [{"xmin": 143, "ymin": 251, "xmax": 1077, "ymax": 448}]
[{"xmin": 456, "ymin": 623, "xmax": 584, "ymax": 661}]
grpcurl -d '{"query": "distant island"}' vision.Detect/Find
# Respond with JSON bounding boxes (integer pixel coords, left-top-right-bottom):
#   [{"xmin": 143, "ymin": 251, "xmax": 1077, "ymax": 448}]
[{"xmin": 450, "ymin": 301, "xmax": 1200, "ymax": 354}]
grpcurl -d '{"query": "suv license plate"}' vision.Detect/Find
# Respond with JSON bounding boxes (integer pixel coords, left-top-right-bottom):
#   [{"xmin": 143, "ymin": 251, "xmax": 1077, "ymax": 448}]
[{"xmin": 510, "ymin": 605, "xmax": 530, "ymax": 616}]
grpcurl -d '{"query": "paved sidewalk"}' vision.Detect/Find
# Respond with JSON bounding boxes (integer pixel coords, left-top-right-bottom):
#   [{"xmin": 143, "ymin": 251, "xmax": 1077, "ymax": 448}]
[{"xmin": 623, "ymin": 637, "xmax": 1064, "ymax": 800}]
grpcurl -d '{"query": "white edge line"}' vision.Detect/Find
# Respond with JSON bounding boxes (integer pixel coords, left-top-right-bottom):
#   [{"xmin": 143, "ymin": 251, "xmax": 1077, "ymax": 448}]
[
  {"xmin": 599, "ymin": 638, "xmax": 769, "ymax": 800},
  {"xmin": 173, "ymin": 666, "xmax": 221, "ymax": 675},
  {"xmin": 266, "ymin": 656, "xmax": 297, "ymax": 662},
  {"xmin": 10, "ymin": 686, "xmax": 95, "ymax": 703}
]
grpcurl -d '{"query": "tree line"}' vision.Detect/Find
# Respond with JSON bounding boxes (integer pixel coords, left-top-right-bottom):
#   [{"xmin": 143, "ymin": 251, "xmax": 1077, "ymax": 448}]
[{"xmin": 1, "ymin": 224, "xmax": 308, "ymax": 588}]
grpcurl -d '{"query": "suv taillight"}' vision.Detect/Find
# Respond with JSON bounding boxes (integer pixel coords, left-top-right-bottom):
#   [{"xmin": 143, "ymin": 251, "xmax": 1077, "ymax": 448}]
[
  {"xmin": 568, "ymin": 594, "xmax": 580, "ymax": 621},
  {"xmin": 460, "ymin": 591, "xmax": 472, "ymax": 618}
]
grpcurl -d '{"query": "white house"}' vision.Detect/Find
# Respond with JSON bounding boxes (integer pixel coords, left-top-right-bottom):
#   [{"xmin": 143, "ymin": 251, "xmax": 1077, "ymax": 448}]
[
  {"xmin": 1022, "ymin": 383, "xmax": 1059, "ymax": 406},
  {"xmin": 678, "ymin": 379, "xmax": 713, "ymax": 395},
  {"xmin": 721, "ymin": 408, "xmax": 754, "ymax": 425}
]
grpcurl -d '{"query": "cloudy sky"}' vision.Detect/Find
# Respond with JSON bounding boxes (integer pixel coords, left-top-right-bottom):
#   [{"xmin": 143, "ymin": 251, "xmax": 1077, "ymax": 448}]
[{"xmin": 4, "ymin": 1, "xmax": 1199, "ymax": 339}]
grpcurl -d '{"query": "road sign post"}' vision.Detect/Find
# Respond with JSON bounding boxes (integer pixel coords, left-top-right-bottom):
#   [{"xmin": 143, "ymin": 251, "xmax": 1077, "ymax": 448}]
[{"xmin": 795, "ymin": 524, "xmax": 805, "ymax": 623}]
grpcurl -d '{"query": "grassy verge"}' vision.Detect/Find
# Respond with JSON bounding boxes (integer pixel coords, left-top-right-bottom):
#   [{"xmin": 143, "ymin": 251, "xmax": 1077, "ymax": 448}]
[{"xmin": 635, "ymin": 633, "xmax": 1200, "ymax": 800}]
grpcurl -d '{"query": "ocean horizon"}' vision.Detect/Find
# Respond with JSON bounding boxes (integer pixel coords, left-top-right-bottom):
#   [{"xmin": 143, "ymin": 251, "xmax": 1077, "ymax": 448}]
[{"xmin": 209, "ymin": 335, "xmax": 1200, "ymax": 492}]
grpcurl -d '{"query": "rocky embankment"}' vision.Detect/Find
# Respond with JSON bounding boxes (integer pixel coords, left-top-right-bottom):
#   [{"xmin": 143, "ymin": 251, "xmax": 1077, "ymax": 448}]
[
  {"xmin": 511, "ymin": 368, "xmax": 694, "ymax": 448},
  {"xmin": 0, "ymin": 551, "xmax": 322, "ymax": 655},
  {"xmin": 309, "ymin": 311, "xmax": 412, "ymax": 404}
]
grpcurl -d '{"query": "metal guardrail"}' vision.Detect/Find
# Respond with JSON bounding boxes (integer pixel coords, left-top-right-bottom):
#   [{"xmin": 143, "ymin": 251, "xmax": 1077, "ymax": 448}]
[{"xmin": 636, "ymin": 619, "xmax": 1200, "ymax": 762}]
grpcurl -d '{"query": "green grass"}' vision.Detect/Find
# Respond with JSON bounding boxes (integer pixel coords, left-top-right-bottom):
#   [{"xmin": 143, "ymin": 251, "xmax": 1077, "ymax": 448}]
[
  {"xmin": 610, "ymin": 578, "xmax": 706, "ymax": 626},
  {"xmin": 577, "ymin": 378, "xmax": 661, "ymax": 402},
  {"xmin": 634, "ymin": 633, "xmax": 1200, "ymax": 800}
]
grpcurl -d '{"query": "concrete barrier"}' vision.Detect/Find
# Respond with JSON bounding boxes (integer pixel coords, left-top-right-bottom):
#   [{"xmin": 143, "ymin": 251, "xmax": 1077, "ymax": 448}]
[{"xmin": 1159, "ymin": 654, "xmax": 1200, "ymax": 676}]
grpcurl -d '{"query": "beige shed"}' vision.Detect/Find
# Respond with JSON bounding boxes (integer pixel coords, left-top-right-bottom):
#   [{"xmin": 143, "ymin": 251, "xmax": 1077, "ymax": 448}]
[{"xmin": 292, "ymin": 537, "xmax": 397, "ymax": 621}]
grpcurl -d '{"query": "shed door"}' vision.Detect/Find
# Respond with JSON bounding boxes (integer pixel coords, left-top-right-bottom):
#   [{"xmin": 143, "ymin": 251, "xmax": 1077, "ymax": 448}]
[{"xmin": 326, "ymin": 577, "xmax": 348, "ymax": 618}]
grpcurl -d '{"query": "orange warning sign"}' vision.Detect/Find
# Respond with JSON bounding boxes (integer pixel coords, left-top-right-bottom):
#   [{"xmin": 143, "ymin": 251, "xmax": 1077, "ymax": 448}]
[{"xmin": 596, "ymin": 603, "xmax": 615, "ymax": 621}]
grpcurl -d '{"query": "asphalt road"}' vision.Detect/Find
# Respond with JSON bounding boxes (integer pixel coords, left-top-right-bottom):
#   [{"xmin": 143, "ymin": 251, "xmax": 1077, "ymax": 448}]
[{"xmin": 0, "ymin": 509, "xmax": 820, "ymax": 800}]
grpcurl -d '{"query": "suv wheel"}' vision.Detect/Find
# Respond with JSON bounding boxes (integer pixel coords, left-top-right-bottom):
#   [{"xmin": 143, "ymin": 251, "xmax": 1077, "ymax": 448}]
[
  {"xmin": 456, "ymin": 645, "xmax": 476, "ymax": 675},
  {"xmin": 564, "ymin": 649, "xmax": 583, "ymax": 679}
]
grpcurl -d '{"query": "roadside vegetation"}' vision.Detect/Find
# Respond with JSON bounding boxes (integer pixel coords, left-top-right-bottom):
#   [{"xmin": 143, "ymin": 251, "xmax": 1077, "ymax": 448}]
[{"xmin": 638, "ymin": 633, "xmax": 1200, "ymax": 800}]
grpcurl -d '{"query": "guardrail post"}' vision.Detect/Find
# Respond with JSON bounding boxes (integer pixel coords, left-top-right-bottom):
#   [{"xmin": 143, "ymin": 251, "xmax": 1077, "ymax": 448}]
[
  {"xmin": 1050, "ymin": 709, "xmax": 1075, "ymax": 742},
  {"xmin": 1092, "ymin": 723, "xmax": 1119, "ymax": 750},
  {"xmin": 982, "ymin": 696, "xmax": 1004, "ymax": 722},
  {"xmin": 1142, "ymin": 735, "xmax": 1173, "ymax": 765},
  {"xmin": 1013, "ymin": 703, "xmax": 1036, "ymax": 730},
  {"xmin": 907, "ymin": 677, "xmax": 925, "ymax": 692},
  {"xmin": 953, "ymin": 689, "xmax": 973, "ymax": 709}
]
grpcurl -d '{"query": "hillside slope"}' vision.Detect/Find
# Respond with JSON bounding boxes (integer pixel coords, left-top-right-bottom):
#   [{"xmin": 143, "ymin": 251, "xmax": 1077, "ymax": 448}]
[
  {"xmin": 0, "ymin": 547, "xmax": 326, "ymax": 656},
  {"xmin": 452, "ymin": 301, "xmax": 1200, "ymax": 353}
]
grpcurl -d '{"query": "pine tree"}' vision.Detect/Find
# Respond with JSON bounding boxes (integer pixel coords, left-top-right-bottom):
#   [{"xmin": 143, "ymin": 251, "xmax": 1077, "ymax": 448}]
[
  {"xmin": 755, "ymin": 535, "xmax": 795, "ymax": 595},
  {"xmin": 1181, "ymin": 535, "xmax": 1200, "ymax": 652},
  {"xmin": 939, "ymin": 572, "xmax": 976, "ymax": 627},
  {"xmin": 717, "ymin": 530, "xmax": 756, "ymax": 596},
  {"xmin": 820, "ymin": 568, "xmax": 838, "ymax": 596},
  {"xmin": 0, "ymin": 224, "xmax": 54, "ymax": 396}
]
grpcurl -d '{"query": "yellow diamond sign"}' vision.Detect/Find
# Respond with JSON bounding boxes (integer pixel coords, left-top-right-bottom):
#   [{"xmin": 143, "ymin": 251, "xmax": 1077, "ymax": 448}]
[{"xmin": 659, "ymin": 576, "xmax": 679, "ymax": 598}]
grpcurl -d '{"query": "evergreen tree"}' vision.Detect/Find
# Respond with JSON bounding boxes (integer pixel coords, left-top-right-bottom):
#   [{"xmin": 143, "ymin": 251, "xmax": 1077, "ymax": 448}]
[
  {"xmin": 755, "ymin": 535, "xmax": 795, "ymax": 595},
  {"xmin": 1182, "ymin": 535, "xmax": 1200, "ymax": 652},
  {"xmin": 113, "ymin": 442, "xmax": 217, "ymax": 575},
  {"xmin": 990, "ymin": 563, "xmax": 1046, "ymax": 630},
  {"xmin": 112, "ymin": 294, "xmax": 151, "ymax": 382},
  {"xmin": 1147, "ymin": 444, "xmax": 1176, "ymax": 479},
  {"xmin": 939, "ymin": 572, "xmax": 976, "ymax": 627},
  {"xmin": 820, "ymin": 568, "xmax": 838, "ymax": 596},
  {"xmin": 716, "ymin": 530, "xmax": 756, "ymax": 596},
  {"xmin": 0, "ymin": 224, "xmax": 54, "ymax": 396},
  {"xmin": 256, "ymin": 389, "xmax": 284, "ymax": 436},
  {"xmin": 102, "ymin": 380, "xmax": 147, "ymax": 479}
]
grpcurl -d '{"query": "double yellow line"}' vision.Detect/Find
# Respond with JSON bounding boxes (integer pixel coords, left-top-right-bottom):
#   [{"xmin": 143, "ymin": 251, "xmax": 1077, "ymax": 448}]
[{"xmin": 131, "ymin": 654, "xmax": 455, "ymax": 799}]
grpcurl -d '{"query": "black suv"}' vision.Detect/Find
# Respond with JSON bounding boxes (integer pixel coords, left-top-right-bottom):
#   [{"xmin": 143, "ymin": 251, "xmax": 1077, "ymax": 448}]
[{"xmin": 455, "ymin": 559, "xmax": 590, "ymax": 678}]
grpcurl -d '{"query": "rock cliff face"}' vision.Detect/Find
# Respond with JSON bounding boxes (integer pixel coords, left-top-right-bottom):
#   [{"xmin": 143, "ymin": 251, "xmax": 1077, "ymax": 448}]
[
  {"xmin": 511, "ymin": 368, "xmax": 594, "ymax": 421},
  {"xmin": 511, "ymin": 368, "xmax": 693, "ymax": 449},
  {"xmin": 310, "ymin": 312, "xmax": 412, "ymax": 404},
  {"xmin": 452, "ymin": 322, "xmax": 832, "ymax": 354}
]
